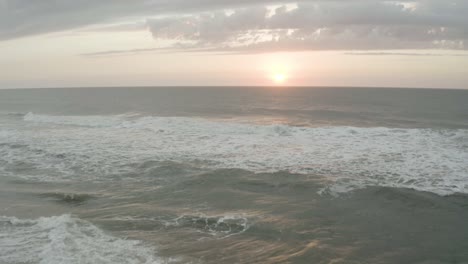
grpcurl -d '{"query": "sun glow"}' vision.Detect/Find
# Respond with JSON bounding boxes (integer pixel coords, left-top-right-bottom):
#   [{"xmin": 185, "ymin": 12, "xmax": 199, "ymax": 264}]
[
  {"xmin": 262, "ymin": 54, "xmax": 296, "ymax": 85},
  {"xmin": 273, "ymin": 73, "xmax": 287, "ymax": 84}
]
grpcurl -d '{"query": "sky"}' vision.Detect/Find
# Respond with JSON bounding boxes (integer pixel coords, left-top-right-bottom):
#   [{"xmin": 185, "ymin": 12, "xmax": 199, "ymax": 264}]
[{"xmin": 1, "ymin": 0, "xmax": 468, "ymax": 89}]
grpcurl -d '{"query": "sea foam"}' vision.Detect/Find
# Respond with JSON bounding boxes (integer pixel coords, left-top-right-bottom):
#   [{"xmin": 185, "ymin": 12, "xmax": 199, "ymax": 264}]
[
  {"xmin": 0, "ymin": 113, "xmax": 467, "ymax": 195},
  {"xmin": 0, "ymin": 214, "xmax": 162, "ymax": 264}
]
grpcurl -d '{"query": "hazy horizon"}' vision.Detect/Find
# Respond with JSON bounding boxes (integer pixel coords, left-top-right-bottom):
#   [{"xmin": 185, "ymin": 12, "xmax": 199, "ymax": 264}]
[{"xmin": 2, "ymin": 85, "xmax": 468, "ymax": 91}]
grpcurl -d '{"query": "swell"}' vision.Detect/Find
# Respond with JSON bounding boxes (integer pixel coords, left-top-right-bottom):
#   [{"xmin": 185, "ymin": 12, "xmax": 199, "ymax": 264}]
[{"xmin": 39, "ymin": 192, "xmax": 96, "ymax": 205}]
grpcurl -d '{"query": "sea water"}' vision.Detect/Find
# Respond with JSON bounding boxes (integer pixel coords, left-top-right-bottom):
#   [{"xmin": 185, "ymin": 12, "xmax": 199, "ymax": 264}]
[{"xmin": 0, "ymin": 87, "xmax": 467, "ymax": 263}]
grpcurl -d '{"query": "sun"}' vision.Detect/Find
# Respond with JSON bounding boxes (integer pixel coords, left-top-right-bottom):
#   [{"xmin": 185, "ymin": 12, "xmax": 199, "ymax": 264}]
[
  {"xmin": 273, "ymin": 73, "xmax": 287, "ymax": 84},
  {"xmin": 263, "ymin": 54, "xmax": 295, "ymax": 85}
]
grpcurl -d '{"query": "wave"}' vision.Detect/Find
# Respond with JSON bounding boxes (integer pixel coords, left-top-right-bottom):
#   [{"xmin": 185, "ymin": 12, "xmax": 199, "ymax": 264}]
[
  {"xmin": 168, "ymin": 214, "xmax": 250, "ymax": 238},
  {"xmin": 23, "ymin": 112, "xmax": 138, "ymax": 128},
  {"xmin": 39, "ymin": 192, "xmax": 96, "ymax": 205},
  {"xmin": 5, "ymin": 112, "xmax": 28, "ymax": 118},
  {"xmin": 0, "ymin": 214, "xmax": 163, "ymax": 264},
  {"xmin": 1, "ymin": 113, "xmax": 467, "ymax": 195},
  {"xmin": 106, "ymin": 213, "xmax": 250, "ymax": 239}
]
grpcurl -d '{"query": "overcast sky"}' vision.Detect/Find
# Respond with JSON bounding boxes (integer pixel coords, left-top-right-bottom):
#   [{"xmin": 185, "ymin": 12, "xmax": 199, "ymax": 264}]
[{"xmin": 1, "ymin": 0, "xmax": 468, "ymax": 88}]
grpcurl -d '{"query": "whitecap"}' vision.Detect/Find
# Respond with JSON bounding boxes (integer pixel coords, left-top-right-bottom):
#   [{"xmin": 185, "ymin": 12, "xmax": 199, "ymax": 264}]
[{"xmin": 0, "ymin": 214, "xmax": 163, "ymax": 264}]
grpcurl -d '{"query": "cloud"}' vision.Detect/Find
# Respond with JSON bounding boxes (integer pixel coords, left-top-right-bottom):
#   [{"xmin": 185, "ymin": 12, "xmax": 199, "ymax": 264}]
[
  {"xmin": 2, "ymin": 0, "xmax": 468, "ymax": 52},
  {"xmin": 145, "ymin": 1, "xmax": 468, "ymax": 51},
  {"xmin": 0, "ymin": 0, "xmax": 279, "ymax": 40}
]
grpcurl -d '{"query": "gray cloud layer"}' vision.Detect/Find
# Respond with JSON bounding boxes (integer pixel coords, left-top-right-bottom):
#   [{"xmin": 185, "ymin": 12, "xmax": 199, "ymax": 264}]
[
  {"xmin": 146, "ymin": 1, "xmax": 468, "ymax": 51},
  {"xmin": 2, "ymin": 0, "xmax": 468, "ymax": 51},
  {"xmin": 0, "ymin": 0, "xmax": 279, "ymax": 40}
]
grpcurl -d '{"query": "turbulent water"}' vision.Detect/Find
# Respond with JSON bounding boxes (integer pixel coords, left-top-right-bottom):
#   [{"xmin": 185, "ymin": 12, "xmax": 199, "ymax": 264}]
[{"xmin": 0, "ymin": 87, "xmax": 467, "ymax": 264}]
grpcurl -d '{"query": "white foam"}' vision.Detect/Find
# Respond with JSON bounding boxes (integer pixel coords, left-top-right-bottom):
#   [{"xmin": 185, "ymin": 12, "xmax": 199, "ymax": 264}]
[
  {"xmin": 169, "ymin": 213, "xmax": 250, "ymax": 239},
  {"xmin": 1, "ymin": 113, "xmax": 467, "ymax": 195},
  {"xmin": 0, "ymin": 214, "xmax": 163, "ymax": 264}
]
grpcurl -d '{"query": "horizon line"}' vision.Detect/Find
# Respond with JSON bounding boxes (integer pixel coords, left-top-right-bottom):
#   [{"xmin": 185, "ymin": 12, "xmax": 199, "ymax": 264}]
[{"xmin": 0, "ymin": 85, "xmax": 467, "ymax": 91}]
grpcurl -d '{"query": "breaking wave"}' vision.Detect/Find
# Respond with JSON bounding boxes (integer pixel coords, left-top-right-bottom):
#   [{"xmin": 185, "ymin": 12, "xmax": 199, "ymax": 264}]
[
  {"xmin": 0, "ymin": 214, "xmax": 163, "ymax": 264},
  {"xmin": 0, "ymin": 113, "xmax": 466, "ymax": 195}
]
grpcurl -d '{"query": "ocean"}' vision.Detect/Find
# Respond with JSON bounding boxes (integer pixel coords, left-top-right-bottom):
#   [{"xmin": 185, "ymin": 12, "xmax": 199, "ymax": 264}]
[{"xmin": 0, "ymin": 87, "xmax": 467, "ymax": 264}]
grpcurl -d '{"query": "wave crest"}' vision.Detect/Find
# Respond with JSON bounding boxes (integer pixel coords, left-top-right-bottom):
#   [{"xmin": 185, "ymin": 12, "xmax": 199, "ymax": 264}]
[{"xmin": 0, "ymin": 214, "xmax": 162, "ymax": 264}]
